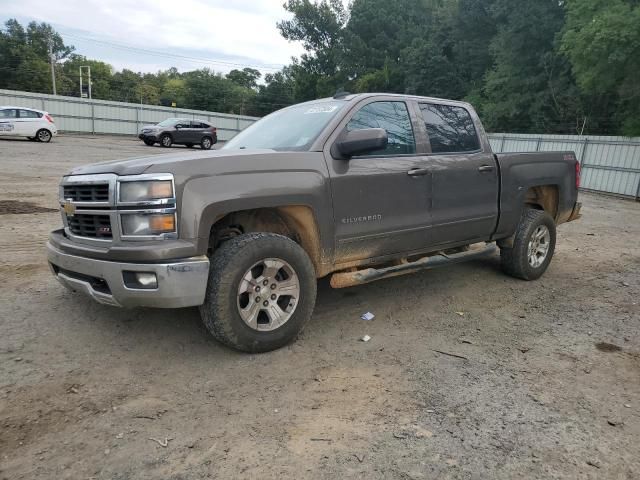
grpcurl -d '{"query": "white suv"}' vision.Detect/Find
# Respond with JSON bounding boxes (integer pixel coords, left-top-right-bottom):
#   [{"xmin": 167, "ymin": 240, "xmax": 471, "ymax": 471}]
[{"xmin": 0, "ymin": 106, "xmax": 58, "ymax": 142}]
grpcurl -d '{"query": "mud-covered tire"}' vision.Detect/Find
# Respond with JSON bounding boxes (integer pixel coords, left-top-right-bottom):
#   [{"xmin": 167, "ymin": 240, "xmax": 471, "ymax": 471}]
[
  {"xmin": 200, "ymin": 233, "xmax": 317, "ymax": 353},
  {"xmin": 500, "ymin": 208, "xmax": 556, "ymax": 280}
]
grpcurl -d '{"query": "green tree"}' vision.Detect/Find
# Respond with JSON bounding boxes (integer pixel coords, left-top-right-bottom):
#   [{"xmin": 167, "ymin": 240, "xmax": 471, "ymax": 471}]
[
  {"xmin": 343, "ymin": 0, "xmax": 425, "ymax": 92},
  {"xmin": 59, "ymin": 55, "xmax": 114, "ymax": 99},
  {"xmin": 227, "ymin": 68, "xmax": 261, "ymax": 89},
  {"xmin": 0, "ymin": 19, "xmax": 74, "ymax": 94},
  {"xmin": 278, "ymin": 0, "xmax": 348, "ymax": 98},
  {"xmin": 160, "ymin": 77, "xmax": 187, "ymax": 107},
  {"xmin": 562, "ymin": 0, "xmax": 640, "ymax": 135},
  {"xmin": 252, "ymin": 67, "xmax": 296, "ymax": 116},
  {"xmin": 475, "ymin": 0, "xmax": 585, "ymax": 133}
]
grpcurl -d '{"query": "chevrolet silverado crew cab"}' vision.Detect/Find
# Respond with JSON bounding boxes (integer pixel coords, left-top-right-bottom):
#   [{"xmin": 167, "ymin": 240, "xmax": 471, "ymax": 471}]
[{"xmin": 47, "ymin": 93, "xmax": 582, "ymax": 352}]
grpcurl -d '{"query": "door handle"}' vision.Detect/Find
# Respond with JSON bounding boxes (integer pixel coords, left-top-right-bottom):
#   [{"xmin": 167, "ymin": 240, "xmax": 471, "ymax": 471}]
[
  {"xmin": 478, "ymin": 165, "xmax": 495, "ymax": 173},
  {"xmin": 407, "ymin": 168, "xmax": 431, "ymax": 177}
]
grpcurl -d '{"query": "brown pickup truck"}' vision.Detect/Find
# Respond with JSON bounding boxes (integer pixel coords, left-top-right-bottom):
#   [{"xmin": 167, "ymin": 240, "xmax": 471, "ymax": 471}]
[{"xmin": 47, "ymin": 93, "xmax": 581, "ymax": 352}]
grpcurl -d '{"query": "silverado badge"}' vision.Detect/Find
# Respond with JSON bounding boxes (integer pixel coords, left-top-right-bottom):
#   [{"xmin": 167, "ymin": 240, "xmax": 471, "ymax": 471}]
[{"xmin": 63, "ymin": 199, "xmax": 76, "ymax": 217}]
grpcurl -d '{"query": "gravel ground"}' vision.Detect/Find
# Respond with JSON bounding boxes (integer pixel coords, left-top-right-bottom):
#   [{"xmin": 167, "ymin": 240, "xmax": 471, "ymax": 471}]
[{"xmin": 0, "ymin": 135, "xmax": 639, "ymax": 479}]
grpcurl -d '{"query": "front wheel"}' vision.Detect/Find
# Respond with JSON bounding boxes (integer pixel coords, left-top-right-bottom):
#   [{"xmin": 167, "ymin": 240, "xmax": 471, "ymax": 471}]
[
  {"xmin": 500, "ymin": 208, "xmax": 556, "ymax": 280},
  {"xmin": 160, "ymin": 134, "xmax": 172, "ymax": 147},
  {"xmin": 200, "ymin": 233, "xmax": 317, "ymax": 353}
]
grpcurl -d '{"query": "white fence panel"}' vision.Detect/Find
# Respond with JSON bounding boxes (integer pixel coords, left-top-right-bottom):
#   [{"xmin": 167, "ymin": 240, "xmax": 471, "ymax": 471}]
[{"xmin": 0, "ymin": 88, "xmax": 258, "ymax": 141}]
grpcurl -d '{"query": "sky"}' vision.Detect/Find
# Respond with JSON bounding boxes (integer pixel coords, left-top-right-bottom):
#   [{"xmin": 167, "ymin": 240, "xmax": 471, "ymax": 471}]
[{"xmin": 0, "ymin": 0, "xmax": 306, "ymax": 75}]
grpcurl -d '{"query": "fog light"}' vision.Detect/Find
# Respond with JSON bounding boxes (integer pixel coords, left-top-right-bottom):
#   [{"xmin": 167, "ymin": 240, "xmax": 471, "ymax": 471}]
[{"xmin": 123, "ymin": 271, "xmax": 158, "ymax": 289}]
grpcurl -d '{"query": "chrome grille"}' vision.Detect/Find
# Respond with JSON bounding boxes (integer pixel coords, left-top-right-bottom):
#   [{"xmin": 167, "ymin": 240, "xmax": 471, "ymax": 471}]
[
  {"xmin": 63, "ymin": 184, "xmax": 110, "ymax": 202},
  {"xmin": 66, "ymin": 214, "xmax": 112, "ymax": 239}
]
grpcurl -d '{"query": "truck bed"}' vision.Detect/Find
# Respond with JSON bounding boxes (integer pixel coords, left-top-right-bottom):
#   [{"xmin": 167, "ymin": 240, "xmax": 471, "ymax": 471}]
[{"xmin": 492, "ymin": 151, "xmax": 580, "ymax": 239}]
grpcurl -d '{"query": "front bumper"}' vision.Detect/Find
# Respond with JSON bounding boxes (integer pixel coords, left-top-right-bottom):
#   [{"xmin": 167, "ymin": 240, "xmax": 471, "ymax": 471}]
[
  {"xmin": 138, "ymin": 133, "xmax": 158, "ymax": 141},
  {"xmin": 47, "ymin": 241, "xmax": 210, "ymax": 308}
]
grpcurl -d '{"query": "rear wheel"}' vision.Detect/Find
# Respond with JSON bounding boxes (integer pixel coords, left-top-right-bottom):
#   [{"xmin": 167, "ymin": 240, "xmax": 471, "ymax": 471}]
[
  {"xmin": 200, "ymin": 136, "xmax": 213, "ymax": 150},
  {"xmin": 500, "ymin": 208, "xmax": 556, "ymax": 280},
  {"xmin": 36, "ymin": 129, "xmax": 52, "ymax": 143},
  {"xmin": 200, "ymin": 233, "xmax": 317, "ymax": 353},
  {"xmin": 160, "ymin": 134, "xmax": 172, "ymax": 147}
]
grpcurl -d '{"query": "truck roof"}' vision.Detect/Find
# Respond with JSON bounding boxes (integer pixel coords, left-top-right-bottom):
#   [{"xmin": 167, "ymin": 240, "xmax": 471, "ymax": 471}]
[{"xmin": 305, "ymin": 92, "xmax": 474, "ymax": 110}]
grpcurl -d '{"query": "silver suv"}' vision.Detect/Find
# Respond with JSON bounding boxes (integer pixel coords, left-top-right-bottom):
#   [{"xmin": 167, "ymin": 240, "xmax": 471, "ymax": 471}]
[{"xmin": 138, "ymin": 118, "xmax": 218, "ymax": 149}]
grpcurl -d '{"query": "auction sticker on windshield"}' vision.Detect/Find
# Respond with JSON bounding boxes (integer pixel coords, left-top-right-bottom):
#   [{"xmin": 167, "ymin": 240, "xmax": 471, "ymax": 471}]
[{"xmin": 305, "ymin": 105, "xmax": 339, "ymax": 114}]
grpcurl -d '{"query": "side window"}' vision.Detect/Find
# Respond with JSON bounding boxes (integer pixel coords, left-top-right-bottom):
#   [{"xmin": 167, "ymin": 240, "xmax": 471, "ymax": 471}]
[
  {"xmin": 346, "ymin": 101, "xmax": 416, "ymax": 156},
  {"xmin": 19, "ymin": 109, "xmax": 41, "ymax": 119},
  {"xmin": 0, "ymin": 109, "xmax": 17, "ymax": 119},
  {"xmin": 420, "ymin": 103, "xmax": 480, "ymax": 154}
]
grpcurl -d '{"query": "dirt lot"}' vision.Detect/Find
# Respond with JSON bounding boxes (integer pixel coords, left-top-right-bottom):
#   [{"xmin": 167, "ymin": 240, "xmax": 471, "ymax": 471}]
[{"xmin": 0, "ymin": 135, "xmax": 639, "ymax": 479}]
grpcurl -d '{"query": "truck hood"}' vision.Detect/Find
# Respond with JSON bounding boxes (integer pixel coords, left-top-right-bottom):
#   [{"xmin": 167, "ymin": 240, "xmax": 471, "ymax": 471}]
[{"xmin": 67, "ymin": 148, "xmax": 281, "ymax": 177}]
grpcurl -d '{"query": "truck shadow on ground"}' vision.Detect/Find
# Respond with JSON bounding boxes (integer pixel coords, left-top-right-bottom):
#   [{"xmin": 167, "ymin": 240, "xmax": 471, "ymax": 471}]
[{"xmin": 56, "ymin": 253, "xmax": 505, "ymax": 361}]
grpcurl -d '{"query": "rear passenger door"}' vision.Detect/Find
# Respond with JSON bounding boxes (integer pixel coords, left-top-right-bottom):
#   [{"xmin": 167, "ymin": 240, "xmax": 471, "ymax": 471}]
[
  {"xmin": 16, "ymin": 109, "xmax": 42, "ymax": 136},
  {"xmin": 191, "ymin": 121, "xmax": 207, "ymax": 143},
  {"xmin": 419, "ymin": 103, "xmax": 499, "ymax": 246}
]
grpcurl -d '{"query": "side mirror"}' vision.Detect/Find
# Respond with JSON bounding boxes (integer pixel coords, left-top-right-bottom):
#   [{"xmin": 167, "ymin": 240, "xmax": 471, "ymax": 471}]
[{"xmin": 334, "ymin": 128, "xmax": 388, "ymax": 159}]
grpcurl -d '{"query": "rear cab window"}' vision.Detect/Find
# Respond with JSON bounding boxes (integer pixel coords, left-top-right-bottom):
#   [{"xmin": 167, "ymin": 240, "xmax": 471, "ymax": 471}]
[
  {"xmin": 420, "ymin": 103, "xmax": 480, "ymax": 154},
  {"xmin": 347, "ymin": 101, "xmax": 416, "ymax": 156}
]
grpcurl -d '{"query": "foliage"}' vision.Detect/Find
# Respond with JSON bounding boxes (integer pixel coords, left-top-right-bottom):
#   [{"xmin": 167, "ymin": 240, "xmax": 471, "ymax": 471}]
[
  {"xmin": 1, "ymin": 4, "xmax": 639, "ymax": 135},
  {"xmin": 561, "ymin": 0, "xmax": 640, "ymax": 135}
]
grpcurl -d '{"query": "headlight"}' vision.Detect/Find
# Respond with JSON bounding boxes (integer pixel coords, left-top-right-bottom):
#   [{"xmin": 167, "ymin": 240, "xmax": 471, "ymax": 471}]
[
  {"xmin": 121, "ymin": 212, "xmax": 176, "ymax": 237},
  {"xmin": 119, "ymin": 180, "xmax": 173, "ymax": 203}
]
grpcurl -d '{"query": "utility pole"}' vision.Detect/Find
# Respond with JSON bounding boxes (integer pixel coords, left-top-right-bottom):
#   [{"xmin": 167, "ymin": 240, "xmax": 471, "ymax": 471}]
[
  {"xmin": 48, "ymin": 37, "xmax": 57, "ymax": 95},
  {"xmin": 79, "ymin": 66, "xmax": 92, "ymax": 99}
]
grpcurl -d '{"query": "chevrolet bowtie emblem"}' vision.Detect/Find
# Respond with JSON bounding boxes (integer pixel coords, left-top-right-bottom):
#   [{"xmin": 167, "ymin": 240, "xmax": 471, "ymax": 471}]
[{"xmin": 63, "ymin": 199, "xmax": 76, "ymax": 216}]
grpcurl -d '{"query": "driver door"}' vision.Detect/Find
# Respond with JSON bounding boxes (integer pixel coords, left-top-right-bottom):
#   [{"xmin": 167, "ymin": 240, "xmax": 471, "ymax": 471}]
[{"xmin": 326, "ymin": 99, "xmax": 433, "ymax": 265}]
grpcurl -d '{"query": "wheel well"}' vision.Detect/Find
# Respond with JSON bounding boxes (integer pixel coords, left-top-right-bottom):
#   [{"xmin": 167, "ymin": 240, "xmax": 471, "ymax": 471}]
[
  {"xmin": 524, "ymin": 185, "xmax": 559, "ymax": 220},
  {"xmin": 209, "ymin": 206, "xmax": 324, "ymax": 273}
]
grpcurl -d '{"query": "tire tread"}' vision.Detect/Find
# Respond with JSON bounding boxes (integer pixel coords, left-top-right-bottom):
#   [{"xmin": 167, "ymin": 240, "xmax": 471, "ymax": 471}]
[
  {"xmin": 500, "ymin": 208, "xmax": 556, "ymax": 281},
  {"xmin": 200, "ymin": 233, "xmax": 316, "ymax": 352}
]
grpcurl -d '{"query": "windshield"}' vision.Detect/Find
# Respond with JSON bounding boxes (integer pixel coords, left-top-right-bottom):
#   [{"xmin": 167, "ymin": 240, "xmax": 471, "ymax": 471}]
[
  {"xmin": 223, "ymin": 100, "xmax": 346, "ymax": 151},
  {"xmin": 157, "ymin": 118, "xmax": 182, "ymax": 127}
]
